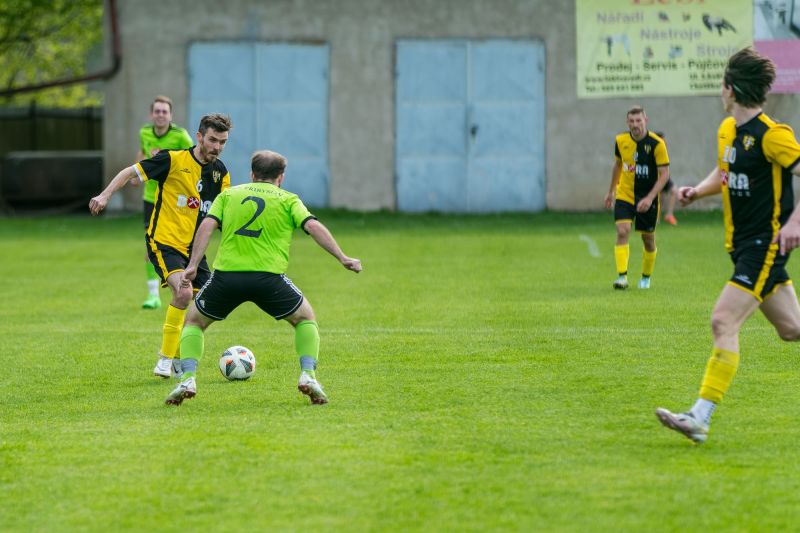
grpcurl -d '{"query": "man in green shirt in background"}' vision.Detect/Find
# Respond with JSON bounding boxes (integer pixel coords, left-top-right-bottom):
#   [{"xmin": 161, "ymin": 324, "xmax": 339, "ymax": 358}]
[
  {"xmin": 165, "ymin": 150, "xmax": 362, "ymax": 406},
  {"xmin": 136, "ymin": 95, "xmax": 194, "ymax": 309}
]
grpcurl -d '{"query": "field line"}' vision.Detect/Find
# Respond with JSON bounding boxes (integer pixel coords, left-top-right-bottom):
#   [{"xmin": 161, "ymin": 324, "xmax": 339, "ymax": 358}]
[{"xmin": 579, "ymin": 234, "xmax": 601, "ymax": 258}]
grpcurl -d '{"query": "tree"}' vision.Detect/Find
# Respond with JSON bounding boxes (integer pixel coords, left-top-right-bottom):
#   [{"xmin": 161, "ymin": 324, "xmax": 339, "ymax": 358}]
[{"xmin": 0, "ymin": 0, "xmax": 104, "ymax": 107}]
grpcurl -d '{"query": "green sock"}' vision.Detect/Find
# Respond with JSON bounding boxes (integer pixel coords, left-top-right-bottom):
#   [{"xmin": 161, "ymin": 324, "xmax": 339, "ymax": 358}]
[
  {"xmin": 295, "ymin": 320, "xmax": 319, "ymax": 379},
  {"xmin": 179, "ymin": 325, "xmax": 204, "ymax": 379},
  {"xmin": 145, "ymin": 261, "xmax": 159, "ymax": 281}
]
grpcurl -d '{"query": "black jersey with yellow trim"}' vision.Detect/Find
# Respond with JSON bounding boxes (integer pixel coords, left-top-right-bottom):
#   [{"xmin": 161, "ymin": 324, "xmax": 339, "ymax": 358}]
[
  {"xmin": 614, "ymin": 131, "xmax": 669, "ymax": 205},
  {"xmin": 718, "ymin": 113, "xmax": 800, "ymax": 252},
  {"xmin": 135, "ymin": 147, "xmax": 231, "ymax": 255}
]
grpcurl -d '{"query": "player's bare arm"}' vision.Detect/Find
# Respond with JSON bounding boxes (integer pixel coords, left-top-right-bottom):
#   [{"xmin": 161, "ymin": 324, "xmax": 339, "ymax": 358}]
[
  {"xmin": 129, "ymin": 149, "xmax": 146, "ymax": 186},
  {"xmin": 637, "ymin": 165, "xmax": 670, "ymax": 213},
  {"xmin": 304, "ymin": 219, "xmax": 362, "ymax": 273},
  {"xmin": 181, "ymin": 217, "xmax": 219, "ymax": 286},
  {"xmin": 773, "ymin": 163, "xmax": 800, "ymax": 254},
  {"xmin": 605, "ymin": 158, "xmax": 622, "ymax": 209},
  {"xmin": 89, "ymin": 166, "xmax": 139, "ymax": 215},
  {"xmin": 679, "ymin": 166, "xmax": 723, "ymax": 206}
]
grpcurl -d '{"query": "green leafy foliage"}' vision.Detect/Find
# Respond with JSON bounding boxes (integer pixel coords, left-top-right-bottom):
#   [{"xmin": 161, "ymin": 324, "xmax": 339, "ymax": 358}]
[{"xmin": 0, "ymin": 0, "xmax": 104, "ymax": 107}]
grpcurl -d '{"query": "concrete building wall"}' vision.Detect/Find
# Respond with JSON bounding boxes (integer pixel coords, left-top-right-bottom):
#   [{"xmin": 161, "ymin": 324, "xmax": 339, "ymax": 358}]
[{"xmin": 104, "ymin": 0, "xmax": 800, "ymax": 212}]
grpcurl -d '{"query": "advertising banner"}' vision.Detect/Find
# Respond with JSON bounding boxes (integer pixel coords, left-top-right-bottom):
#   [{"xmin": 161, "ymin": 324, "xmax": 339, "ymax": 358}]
[
  {"xmin": 576, "ymin": 0, "xmax": 753, "ymax": 98},
  {"xmin": 753, "ymin": 0, "xmax": 800, "ymax": 93}
]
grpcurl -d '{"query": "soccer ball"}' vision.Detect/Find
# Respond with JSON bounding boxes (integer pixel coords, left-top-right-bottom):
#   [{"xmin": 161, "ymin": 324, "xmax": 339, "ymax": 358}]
[{"xmin": 219, "ymin": 346, "xmax": 256, "ymax": 381}]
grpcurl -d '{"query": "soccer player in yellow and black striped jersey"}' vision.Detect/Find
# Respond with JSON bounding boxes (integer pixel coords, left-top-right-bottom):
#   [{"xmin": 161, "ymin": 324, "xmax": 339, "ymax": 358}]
[
  {"xmin": 137, "ymin": 95, "xmax": 194, "ymax": 310},
  {"xmin": 656, "ymin": 48, "xmax": 800, "ymax": 444},
  {"xmin": 89, "ymin": 113, "xmax": 232, "ymax": 380},
  {"xmin": 605, "ymin": 106, "xmax": 670, "ymax": 290}
]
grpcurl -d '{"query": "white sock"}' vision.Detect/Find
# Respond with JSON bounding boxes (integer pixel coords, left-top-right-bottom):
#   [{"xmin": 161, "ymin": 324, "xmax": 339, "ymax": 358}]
[
  {"xmin": 147, "ymin": 279, "xmax": 160, "ymax": 297},
  {"xmin": 690, "ymin": 398, "xmax": 716, "ymax": 425}
]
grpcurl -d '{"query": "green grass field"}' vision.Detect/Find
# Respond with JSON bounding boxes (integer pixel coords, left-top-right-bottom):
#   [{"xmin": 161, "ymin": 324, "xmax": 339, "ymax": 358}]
[{"xmin": 2, "ymin": 210, "xmax": 799, "ymax": 531}]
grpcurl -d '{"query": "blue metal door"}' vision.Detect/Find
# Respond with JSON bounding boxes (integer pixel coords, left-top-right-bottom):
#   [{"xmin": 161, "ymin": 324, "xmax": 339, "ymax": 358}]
[
  {"xmin": 396, "ymin": 39, "xmax": 545, "ymax": 212},
  {"xmin": 189, "ymin": 42, "xmax": 330, "ymax": 206}
]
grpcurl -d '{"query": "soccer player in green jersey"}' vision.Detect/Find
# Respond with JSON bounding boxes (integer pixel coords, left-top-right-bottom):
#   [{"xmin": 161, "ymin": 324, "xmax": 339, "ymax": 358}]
[
  {"xmin": 137, "ymin": 96, "xmax": 193, "ymax": 310},
  {"xmin": 656, "ymin": 48, "xmax": 800, "ymax": 444},
  {"xmin": 165, "ymin": 150, "xmax": 362, "ymax": 406}
]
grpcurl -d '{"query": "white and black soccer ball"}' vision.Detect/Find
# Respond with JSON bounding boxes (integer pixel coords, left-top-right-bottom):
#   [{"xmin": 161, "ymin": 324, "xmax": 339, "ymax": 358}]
[{"xmin": 219, "ymin": 346, "xmax": 256, "ymax": 381}]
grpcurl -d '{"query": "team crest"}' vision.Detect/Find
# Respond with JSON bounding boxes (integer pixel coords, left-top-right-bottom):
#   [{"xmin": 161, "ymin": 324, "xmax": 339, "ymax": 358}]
[
  {"xmin": 742, "ymin": 135, "xmax": 755, "ymax": 151},
  {"xmin": 644, "ymin": 144, "xmax": 652, "ymax": 154},
  {"xmin": 212, "ymin": 170, "xmax": 221, "ymax": 183}
]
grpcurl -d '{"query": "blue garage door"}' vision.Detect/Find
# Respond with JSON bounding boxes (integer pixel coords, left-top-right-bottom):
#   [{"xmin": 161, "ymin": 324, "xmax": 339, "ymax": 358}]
[
  {"xmin": 188, "ymin": 42, "xmax": 329, "ymax": 207},
  {"xmin": 396, "ymin": 40, "xmax": 545, "ymax": 212}
]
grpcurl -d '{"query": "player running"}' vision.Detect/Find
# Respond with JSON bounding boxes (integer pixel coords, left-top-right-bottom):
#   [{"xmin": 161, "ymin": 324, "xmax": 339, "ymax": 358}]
[{"xmin": 656, "ymin": 48, "xmax": 800, "ymax": 444}]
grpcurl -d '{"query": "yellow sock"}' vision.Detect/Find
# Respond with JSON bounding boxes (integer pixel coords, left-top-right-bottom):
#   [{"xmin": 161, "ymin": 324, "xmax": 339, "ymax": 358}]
[
  {"xmin": 699, "ymin": 347, "xmax": 740, "ymax": 403},
  {"xmin": 642, "ymin": 248, "xmax": 657, "ymax": 277},
  {"xmin": 614, "ymin": 244, "xmax": 629, "ymax": 275},
  {"xmin": 160, "ymin": 304, "xmax": 187, "ymax": 358}
]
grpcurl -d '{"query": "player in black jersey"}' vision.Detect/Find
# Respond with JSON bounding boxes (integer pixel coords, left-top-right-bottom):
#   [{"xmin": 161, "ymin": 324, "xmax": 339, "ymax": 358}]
[
  {"xmin": 656, "ymin": 48, "xmax": 800, "ymax": 444},
  {"xmin": 605, "ymin": 106, "xmax": 670, "ymax": 290}
]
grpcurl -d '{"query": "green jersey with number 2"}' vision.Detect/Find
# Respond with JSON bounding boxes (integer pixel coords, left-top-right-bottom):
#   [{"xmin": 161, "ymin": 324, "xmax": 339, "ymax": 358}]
[{"xmin": 206, "ymin": 182, "xmax": 315, "ymax": 273}]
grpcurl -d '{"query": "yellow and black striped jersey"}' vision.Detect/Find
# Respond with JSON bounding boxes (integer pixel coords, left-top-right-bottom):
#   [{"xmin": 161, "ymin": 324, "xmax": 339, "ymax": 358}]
[
  {"xmin": 718, "ymin": 113, "xmax": 800, "ymax": 252},
  {"xmin": 614, "ymin": 131, "xmax": 669, "ymax": 204},
  {"xmin": 134, "ymin": 148, "xmax": 231, "ymax": 255}
]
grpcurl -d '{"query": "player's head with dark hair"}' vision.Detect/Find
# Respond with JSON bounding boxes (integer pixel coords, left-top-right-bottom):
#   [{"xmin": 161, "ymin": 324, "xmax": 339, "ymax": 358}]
[
  {"xmin": 198, "ymin": 113, "xmax": 232, "ymax": 135},
  {"xmin": 194, "ymin": 114, "xmax": 231, "ymax": 163},
  {"xmin": 723, "ymin": 47, "xmax": 775, "ymax": 108},
  {"xmin": 251, "ymin": 150, "xmax": 287, "ymax": 182},
  {"xmin": 151, "ymin": 95, "xmax": 173, "ymax": 112},
  {"xmin": 626, "ymin": 105, "xmax": 645, "ymax": 118}
]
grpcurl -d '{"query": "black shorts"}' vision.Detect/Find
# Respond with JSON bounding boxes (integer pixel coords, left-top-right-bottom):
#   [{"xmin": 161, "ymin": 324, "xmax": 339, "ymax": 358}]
[
  {"xmin": 144, "ymin": 201, "xmax": 154, "ymax": 230},
  {"xmin": 614, "ymin": 198, "xmax": 659, "ymax": 233},
  {"xmin": 146, "ymin": 240, "xmax": 211, "ymax": 289},
  {"xmin": 729, "ymin": 243, "xmax": 791, "ymax": 301},
  {"xmin": 661, "ymin": 179, "xmax": 674, "ymax": 193},
  {"xmin": 194, "ymin": 271, "xmax": 304, "ymax": 321}
]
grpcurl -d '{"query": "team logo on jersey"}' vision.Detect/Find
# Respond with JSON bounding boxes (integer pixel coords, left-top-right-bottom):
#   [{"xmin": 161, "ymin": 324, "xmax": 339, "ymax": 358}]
[
  {"xmin": 742, "ymin": 135, "xmax": 755, "ymax": 151},
  {"xmin": 644, "ymin": 144, "xmax": 652, "ymax": 154},
  {"xmin": 720, "ymin": 169, "xmax": 728, "ymax": 186},
  {"xmin": 212, "ymin": 170, "xmax": 221, "ymax": 183},
  {"xmin": 187, "ymin": 197, "xmax": 201, "ymax": 209},
  {"xmin": 177, "ymin": 195, "xmax": 187, "ymax": 207}
]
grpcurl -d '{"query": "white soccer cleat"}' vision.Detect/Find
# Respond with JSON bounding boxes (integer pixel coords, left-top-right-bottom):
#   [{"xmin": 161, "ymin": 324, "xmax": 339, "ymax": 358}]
[
  {"xmin": 613, "ymin": 275, "xmax": 629, "ymax": 290},
  {"xmin": 165, "ymin": 376, "xmax": 196, "ymax": 406},
  {"xmin": 298, "ymin": 372, "xmax": 328, "ymax": 405},
  {"xmin": 655, "ymin": 407, "xmax": 709, "ymax": 444},
  {"xmin": 153, "ymin": 356, "xmax": 172, "ymax": 378},
  {"xmin": 638, "ymin": 277, "xmax": 651, "ymax": 289}
]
